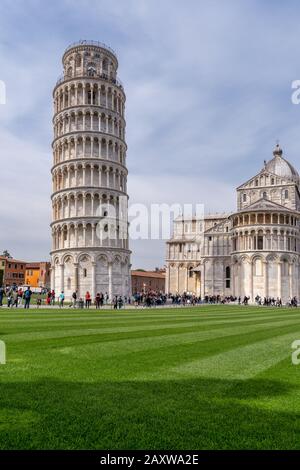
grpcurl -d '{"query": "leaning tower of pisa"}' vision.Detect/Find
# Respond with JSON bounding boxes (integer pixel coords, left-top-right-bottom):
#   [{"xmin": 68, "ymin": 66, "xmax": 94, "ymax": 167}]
[{"xmin": 50, "ymin": 40, "xmax": 131, "ymax": 301}]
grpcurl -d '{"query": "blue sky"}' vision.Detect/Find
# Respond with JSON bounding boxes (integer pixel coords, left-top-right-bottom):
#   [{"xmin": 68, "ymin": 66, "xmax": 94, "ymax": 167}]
[{"xmin": 1, "ymin": 0, "xmax": 300, "ymax": 268}]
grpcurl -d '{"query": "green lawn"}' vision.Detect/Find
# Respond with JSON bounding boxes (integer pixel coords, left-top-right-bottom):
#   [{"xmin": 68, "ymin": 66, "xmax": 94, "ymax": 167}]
[{"xmin": 0, "ymin": 305, "xmax": 300, "ymax": 449}]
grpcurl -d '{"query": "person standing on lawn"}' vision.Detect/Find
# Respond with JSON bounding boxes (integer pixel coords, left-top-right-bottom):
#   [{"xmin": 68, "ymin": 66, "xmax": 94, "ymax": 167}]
[
  {"xmin": 24, "ymin": 287, "xmax": 33, "ymax": 309},
  {"xmin": 95, "ymin": 292, "xmax": 101, "ymax": 309},
  {"xmin": 18, "ymin": 287, "xmax": 23, "ymax": 306},
  {"xmin": 36, "ymin": 295, "xmax": 42, "ymax": 308},
  {"xmin": 59, "ymin": 291, "xmax": 65, "ymax": 308},
  {"xmin": 85, "ymin": 291, "xmax": 91, "ymax": 309},
  {"xmin": 7, "ymin": 290, "xmax": 12, "ymax": 308},
  {"xmin": 51, "ymin": 289, "xmax": 55, "ymax": 305},
  {"xmin": 11, "ymin": 289, "xmax": 18, "ymax": 308},
  {"xmin": 118, "ymin": 296, "xmax": 123, "ymax": 309},
  {"xmin": 0, "ymin": 286, "xmax": 4, "ymax": 307},
  {"xmin": 46, "ymin": 291, "xmax": 51, "ymax": 305},
  {"xmin": 72, "ymin": 291, "xmax": 77, "ymax": 308}
]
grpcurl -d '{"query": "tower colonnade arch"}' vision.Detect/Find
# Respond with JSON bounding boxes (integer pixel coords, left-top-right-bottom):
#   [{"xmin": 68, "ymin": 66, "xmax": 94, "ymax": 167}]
[
  {"xmin": 53, "ymin": 107, "xmax": 126, "ymax": 140},
  {"xmin": 52, "ymin": 134, "xmax": 126, "ymax": 165},
  {"xmin": 53, "ymin": 78, "xmax": 126, "ymax": 117},
  {"xmin": 52, "ymin": 163, "xmax": 127, "ymax": 194}
]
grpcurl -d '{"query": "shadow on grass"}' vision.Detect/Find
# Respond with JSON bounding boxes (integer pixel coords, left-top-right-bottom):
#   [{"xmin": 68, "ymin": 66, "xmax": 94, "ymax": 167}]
[{"xmin": 0, "ymin": 376, "xmax": 299, "ymax": 450}]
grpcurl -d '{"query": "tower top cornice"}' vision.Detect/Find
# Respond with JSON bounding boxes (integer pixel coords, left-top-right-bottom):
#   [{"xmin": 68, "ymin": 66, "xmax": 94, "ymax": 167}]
[{"xmin": 62, "ymin": 40, "xmax": 118, "ymax": 65}]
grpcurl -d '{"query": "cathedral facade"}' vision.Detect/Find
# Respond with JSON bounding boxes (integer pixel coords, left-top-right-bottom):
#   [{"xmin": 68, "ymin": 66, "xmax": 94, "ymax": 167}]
[{"xmin": 166, "ymin": 145, "xmax": 300, "ymax": 303}]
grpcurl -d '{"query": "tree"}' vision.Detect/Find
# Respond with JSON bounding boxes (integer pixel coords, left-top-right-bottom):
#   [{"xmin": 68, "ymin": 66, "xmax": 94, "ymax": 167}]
[{"xmin": 2, "ymin": 250, "xmax": 12, "ymax": 258}]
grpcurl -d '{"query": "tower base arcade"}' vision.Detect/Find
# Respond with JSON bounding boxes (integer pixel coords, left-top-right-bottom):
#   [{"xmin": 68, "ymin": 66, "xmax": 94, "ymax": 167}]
[{"xmin": 51, "ymin": 249, "xmax": 131, "ymax": 301}]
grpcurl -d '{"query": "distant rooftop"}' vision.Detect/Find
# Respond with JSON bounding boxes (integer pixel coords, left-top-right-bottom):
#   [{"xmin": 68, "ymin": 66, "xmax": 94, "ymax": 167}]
[
  {"xmin": 175, "ymin": 213, "xmax": 230, "ymax": 221},
  {"xmin": 131, "ymin": 270, "xmax": 166, "ymax": 279}
]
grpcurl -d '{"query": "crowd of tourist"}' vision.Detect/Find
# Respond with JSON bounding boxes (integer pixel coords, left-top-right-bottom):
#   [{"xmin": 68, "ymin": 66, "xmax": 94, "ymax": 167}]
[
  {"xmin": 0, "ymin": 286, "xmax": 34, "ymax": 309},
  {"xmin": 0, "ymin": 284, "xmax": 298, "ymax": 309},
  {"xmin": 254, "ymin": 295, "xmax": 298, "ymax": 307}
]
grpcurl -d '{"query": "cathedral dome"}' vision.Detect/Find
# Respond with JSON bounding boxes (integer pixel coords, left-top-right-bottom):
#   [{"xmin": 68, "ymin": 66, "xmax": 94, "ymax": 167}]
[{"xmin": 264, "ymin": 144, "xmax": 299, "ymax": 183}]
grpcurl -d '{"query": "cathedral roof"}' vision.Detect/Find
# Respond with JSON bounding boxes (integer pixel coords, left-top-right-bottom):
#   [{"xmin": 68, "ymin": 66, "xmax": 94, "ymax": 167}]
[
  {"xmin": 264, "ymin": 144, "xmax": 299, "ymax": 183},
  {"xmin": 236, "ymin": 197, "xmax": 295, "ymax": 214}
]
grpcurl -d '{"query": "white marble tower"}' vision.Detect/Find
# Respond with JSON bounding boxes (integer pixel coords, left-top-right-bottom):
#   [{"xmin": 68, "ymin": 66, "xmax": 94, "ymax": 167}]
[{"xmin": 50, "ymin": 40, "xmax": 131, "ymax": 300}]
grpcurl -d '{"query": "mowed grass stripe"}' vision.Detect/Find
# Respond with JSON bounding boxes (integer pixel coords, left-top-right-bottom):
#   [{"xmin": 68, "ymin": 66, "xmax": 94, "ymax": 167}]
[
  {"xmin": 1, "ymin": 306, "xmax": 300, "ymax": 449},
  {"xmin": 0, "ymin": 305, "xmax": 297, "ymax": 321},
  {"xmin": 3, "ymin": 308, "xmax": 300, "ymax": 342},
  {"xmin": 25, "ymin": 316, "xmax": 300, "ymax": 361},
  {"xmin": 169, "ymin": 331, "xmax": 297, "ymax": 380},
  {"xmin": 7, "ymin": 318, "xmax": 300, "ymax": 384},
  {"xmin": 4, "ymin": 319, "xmax": 300, "ymax": 350}
]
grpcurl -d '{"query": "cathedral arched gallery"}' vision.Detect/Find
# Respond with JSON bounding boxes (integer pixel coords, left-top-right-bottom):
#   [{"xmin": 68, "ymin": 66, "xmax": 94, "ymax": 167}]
[{"xmin": 166, "ymin": 144, "xmax": 300, "ymax": 303}]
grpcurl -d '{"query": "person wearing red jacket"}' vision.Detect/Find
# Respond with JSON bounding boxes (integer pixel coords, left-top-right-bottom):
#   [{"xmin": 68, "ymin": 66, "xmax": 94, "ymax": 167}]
[{"xmin": 85, "ymin": 291, "xmax": 91, "ymax": 309}]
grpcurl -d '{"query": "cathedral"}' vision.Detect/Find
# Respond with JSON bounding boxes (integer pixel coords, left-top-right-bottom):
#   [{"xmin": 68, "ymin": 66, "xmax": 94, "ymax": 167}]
[{"xmin": 166, "ymin": 144, "xmax": 300, "ymax": 303}]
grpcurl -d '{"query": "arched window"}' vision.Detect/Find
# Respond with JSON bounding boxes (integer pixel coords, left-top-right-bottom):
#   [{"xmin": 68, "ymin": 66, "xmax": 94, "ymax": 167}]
[
  {"xmin": 271, "ymin": 178, "xmax": 274, "ymax": 185},
  {"xmin": 87, "ymin": 62, "xmax": 97, "ymax": 77},
  {"xmin": 284, "ymin": 189, "xmax": 289, "ymax": 199},
  {"xmin": 282, "ymin": 260, "xmax": 288, "ymax": 276},
  {"xmin": 75, "ymin": 55, "xmax": 81, "ymax": 68},
  {"xmin": 254, "ymin": 259, "xmax": 262, "ymax": 276},
  {"xmin": 66, "ymin": 66, "xmax": 73, "ymax": 77},
  {"xmin": 255, "ymin": 179, "xmax": 259, "ymax": 186},
  {"xmin": 243, "ymin": 193, "xmax": 247, "ymax": 202},
  {"xmin": 263, "ymin": 191, "xmax": 267, "ymax": 198},
  {"xmin": 102, "ymin": 59, "xmax": 108, "ymax": 71},
  {"xmin": 189, "ymin": 267, "xmax": 193, "ymax": 278},
  {"xmin": 233, "ymin": 238, "xmax": 237, "ymax": 251},
  {"xmin": 225, "ymin": 266, "xmax": 231, "ymax": 288},
  {"xmin": 257, "ymin": 235, "xmax": 263, "ymax": 250}
]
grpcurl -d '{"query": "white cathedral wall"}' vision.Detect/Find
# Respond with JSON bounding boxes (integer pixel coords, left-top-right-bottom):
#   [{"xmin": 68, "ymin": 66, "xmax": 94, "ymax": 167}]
[
  {"xmin": 212, "ymin": 261, "xmax": 225, "ymax": 295},
  {"xmin": 187, "ymin": 273, "xmax": 197, "ymax": 294},
  {"xmin": 253, "ymin": 268, "xmax": 264, "ymax": 299},
  {"xmin": 203, "ymin": 260, "xmax": 213, "ymax": 295},
  {"xmin": 178, "ymin": 267, "xmax": 186, "ymax": 292},
  {"xmin": 169, "ymin": 266, "xmax": 178, "ymax": 293},
  {"xmin": 240, "ymin": 259, "xmax": 251, "ymax": 298},
  {"xmin": 281, "ymin": 261, "xmax": 289, "ymax": 302},
  {"xmin": 267, "ymin": 260, "xmax": 278, "ymax": 299}
]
